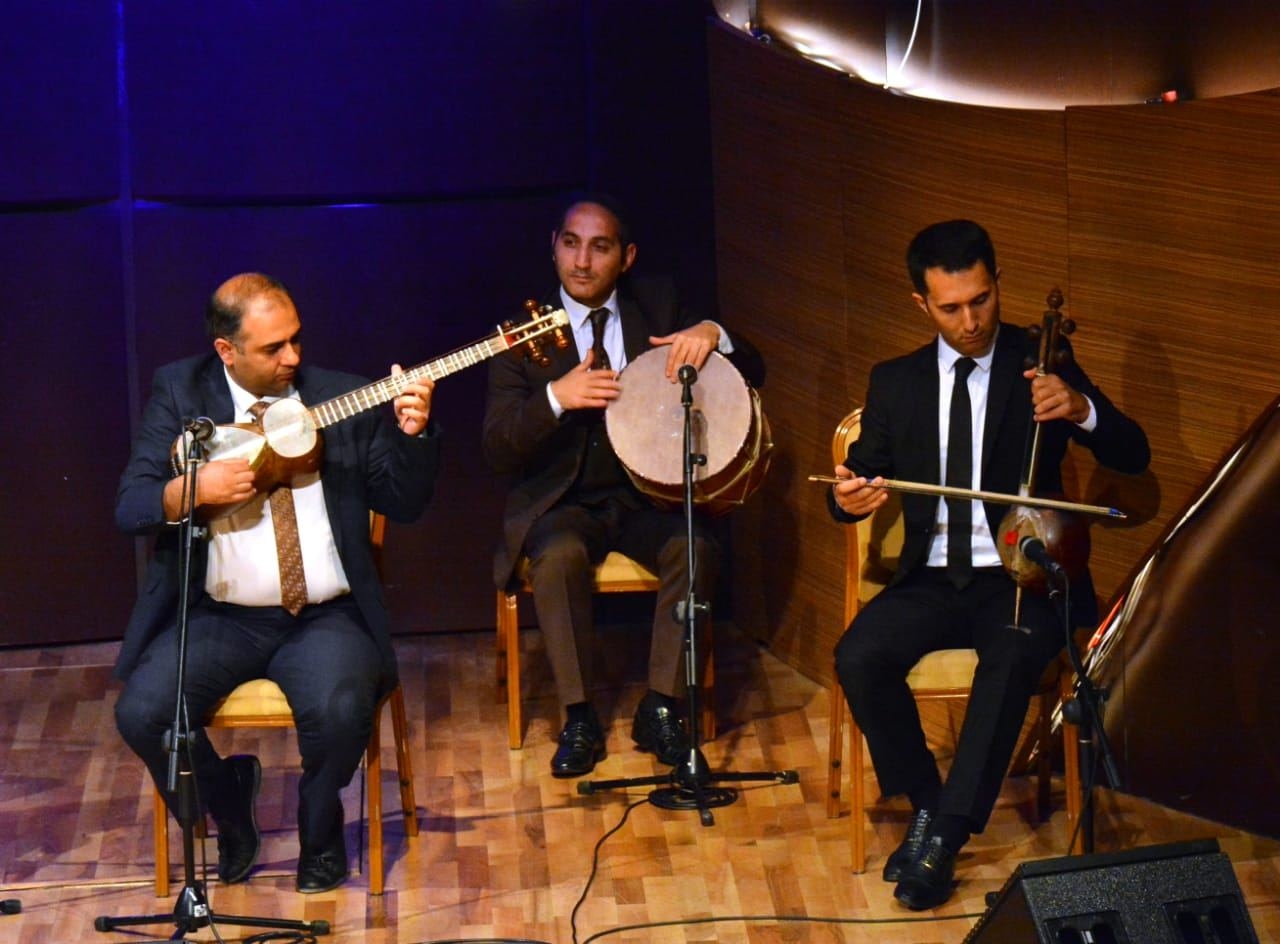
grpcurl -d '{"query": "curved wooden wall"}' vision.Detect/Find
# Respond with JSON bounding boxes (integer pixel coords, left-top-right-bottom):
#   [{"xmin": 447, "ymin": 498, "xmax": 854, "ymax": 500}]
[{"xmin": 709, "ymin": 24, "xmax": 1280, "ymax": 689}]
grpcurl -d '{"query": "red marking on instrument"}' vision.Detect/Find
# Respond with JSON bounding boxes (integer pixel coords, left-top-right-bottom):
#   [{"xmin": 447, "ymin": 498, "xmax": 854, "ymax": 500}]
[{"xmin": 1003, "ymin": 529, "xmax": 1019, "ymax": 546}]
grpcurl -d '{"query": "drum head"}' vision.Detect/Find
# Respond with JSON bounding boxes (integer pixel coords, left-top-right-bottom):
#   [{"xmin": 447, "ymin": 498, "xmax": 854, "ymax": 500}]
[{"xmin": 606, "ymin": 349, "xmax": 752, "ymax": 490}]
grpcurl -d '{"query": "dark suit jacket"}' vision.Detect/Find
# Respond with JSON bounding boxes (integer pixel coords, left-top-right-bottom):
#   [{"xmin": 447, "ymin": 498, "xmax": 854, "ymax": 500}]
[
  {"xmin": 482, "ymin": 276, "xmax": 765, "ymax": 591},
  {"xmin": 114, "ymin": 353, "xmax": 442, "ymax": 685},
  {"xmin": 830, "ymin": 325, "xmax": 1149, "ymax": 624}
]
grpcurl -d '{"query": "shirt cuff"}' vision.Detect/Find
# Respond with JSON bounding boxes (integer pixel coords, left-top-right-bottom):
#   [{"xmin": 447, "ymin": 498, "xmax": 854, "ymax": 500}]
[
  {"xmin": 1077, "ymin": 395, "xmax": 1098, "ymax": 432},
  {"xmin": 546, "ymin": 381, "xmax": 565, "ymax": 419}
]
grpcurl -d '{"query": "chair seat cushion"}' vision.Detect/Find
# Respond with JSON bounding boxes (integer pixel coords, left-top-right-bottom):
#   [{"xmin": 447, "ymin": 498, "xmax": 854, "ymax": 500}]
[
  {"xmin": 210, "ymin": 679, "xmax": 293, "ymax": 722},
  {"xmin": 906, "ymin": 649, "xmax": 979, "ymax": 691}
]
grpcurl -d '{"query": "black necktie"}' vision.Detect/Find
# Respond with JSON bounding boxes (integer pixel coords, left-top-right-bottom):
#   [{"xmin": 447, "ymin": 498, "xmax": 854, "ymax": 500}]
[
  {"xmin": 588, "ymin": 308, "xmax": 611, "ymax": 371},
  {"xmin": 946, "ymin": 358, "xmax": 977, "ymax": 589}
]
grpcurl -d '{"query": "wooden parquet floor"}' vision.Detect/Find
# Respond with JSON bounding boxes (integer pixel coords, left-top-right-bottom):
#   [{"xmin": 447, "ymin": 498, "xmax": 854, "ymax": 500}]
[{"xmin": 1, "ymin": 627, "xmax": 1277, "ymax": 943}]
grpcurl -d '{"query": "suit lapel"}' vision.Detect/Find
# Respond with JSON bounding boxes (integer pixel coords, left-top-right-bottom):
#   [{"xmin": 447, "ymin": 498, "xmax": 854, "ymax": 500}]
[
  {"xmin": 981, "ymin": 326, "xmax": 1024, "ymax": 479},
  {"xmin": 198, "ymin": 356, "xmax": 236, "ymax": 423},
  {"xmin": 910, "ymin": 342, "xmax": 942, "ymax": 482},
  {"xmin": 617, "ymin": 288, "xmax": 652, "ymax": 364}
]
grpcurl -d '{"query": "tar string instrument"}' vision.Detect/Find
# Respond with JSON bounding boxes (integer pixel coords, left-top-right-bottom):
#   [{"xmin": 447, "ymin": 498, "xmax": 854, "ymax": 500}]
[{"xmin": 171, "ymin": 303, "xmax": 569, "ymax": 519}]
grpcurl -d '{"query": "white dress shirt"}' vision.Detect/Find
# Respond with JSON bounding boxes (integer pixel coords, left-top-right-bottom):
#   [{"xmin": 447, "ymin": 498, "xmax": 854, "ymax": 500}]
[{"xmin": 204, "ymin": 369, "xmax": 351, "ymax": 608}]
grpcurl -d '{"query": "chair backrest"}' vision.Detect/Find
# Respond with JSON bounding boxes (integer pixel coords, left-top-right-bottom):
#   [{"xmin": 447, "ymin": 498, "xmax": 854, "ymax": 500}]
[{"xmin": 831, "ymin": 409, "xmax": 905, "ymax": 625}]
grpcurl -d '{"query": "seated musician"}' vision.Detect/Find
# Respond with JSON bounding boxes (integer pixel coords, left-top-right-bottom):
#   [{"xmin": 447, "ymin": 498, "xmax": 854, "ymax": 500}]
[
  {"xmin": 827, "ymin": 220, "xmax": 1149, "ymax": 909},
  {"xmin": 482, "ymin": 193, "xmax": 764, "ymax": 778},
  {"xmin": 113, "ymin": 273, "xmax": 441, "ymax": 893}
]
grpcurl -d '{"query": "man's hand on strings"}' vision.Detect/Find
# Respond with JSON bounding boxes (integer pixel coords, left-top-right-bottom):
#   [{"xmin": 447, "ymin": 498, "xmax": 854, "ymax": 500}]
[
  {"xmin": 392, "ymin": 364, "xmax": 434, "ymax": 436},
  {"xmin": 1025, "ymin": 368, "xmax": 1090, "ymax": 424}
]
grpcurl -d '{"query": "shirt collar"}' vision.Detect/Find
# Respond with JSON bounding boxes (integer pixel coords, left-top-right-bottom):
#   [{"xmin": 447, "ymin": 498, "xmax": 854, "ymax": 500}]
[
  {"xmin": 223, "ymin": 367, "xmax": 298, "ymax": 421},
  {"xmin": 937, "ymin": 324, "xmax": 1000, "ymax": 375},
  {"xmin": 559, "ymin": 286, "xmax": 621, "ymax": 333}
]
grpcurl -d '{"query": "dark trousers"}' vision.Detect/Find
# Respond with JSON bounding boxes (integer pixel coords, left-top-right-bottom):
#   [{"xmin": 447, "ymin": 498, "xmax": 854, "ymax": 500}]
[
  {"xmin": 833, "ymin": 567, "xmax": 1066, "ymax": 832},
  {"xmin": 114, "ymin": 595, "xmax": 383, "ymax": 852},
  {"xmin": 524, "ymin": 494, "xmax": 719, "ymax": 709}
]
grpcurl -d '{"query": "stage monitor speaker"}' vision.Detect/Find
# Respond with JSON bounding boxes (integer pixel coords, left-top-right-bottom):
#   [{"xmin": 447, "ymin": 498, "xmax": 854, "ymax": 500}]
[{"xmin": 964, "ymin": 838, "xmax": 1258, "ymax": 944}]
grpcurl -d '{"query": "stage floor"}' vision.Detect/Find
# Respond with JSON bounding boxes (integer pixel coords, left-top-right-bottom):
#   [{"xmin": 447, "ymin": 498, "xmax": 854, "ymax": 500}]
[{"xmin": 2, "ymin": 628, "xmax": 1276, "ymax": 943}]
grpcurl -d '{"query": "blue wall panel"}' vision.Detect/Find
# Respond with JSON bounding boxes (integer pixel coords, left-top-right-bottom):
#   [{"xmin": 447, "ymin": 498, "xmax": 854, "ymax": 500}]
[
  {"xmin": 0, "ymin": 207, "xmax": 135, "ymax": 639},
  {"xmin": 0, "ymin": 2, "xmax": 120, "ymax": 203},
  {"xmin": 126, "ymin": 2, "xmax": 587, "ymax": 199}
]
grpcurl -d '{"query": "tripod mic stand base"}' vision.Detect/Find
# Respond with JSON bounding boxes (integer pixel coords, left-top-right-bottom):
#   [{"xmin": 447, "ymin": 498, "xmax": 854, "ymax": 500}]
[{"xmin": 649, "ymin": 784, "xmax": 737, "ymax": 811}]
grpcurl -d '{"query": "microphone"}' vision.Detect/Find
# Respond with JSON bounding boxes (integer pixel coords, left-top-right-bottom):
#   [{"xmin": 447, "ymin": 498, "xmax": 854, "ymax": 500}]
[
  {"xmin": 183, "ymin": 416, "xmax": 217, "ymax": 442},
  {"xmin": 1, "ymin": 899, "xmax": 21, "ymax": 915},
  {"xmin": 678, "ymin": 363, "xmax": 698, "ymax": 406},
  {"xmin": 1019, "ymin": 535, "xmax": 1065, "ymax": 577}
]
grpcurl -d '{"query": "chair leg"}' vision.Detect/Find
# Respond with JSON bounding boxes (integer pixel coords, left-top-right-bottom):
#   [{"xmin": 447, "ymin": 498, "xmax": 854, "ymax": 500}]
[
  {"xmin": 699, "ymin": 620, "xmax": 716, "ymax": 741},
  {"xmin": 367, "ymin": 701, "xmax": 384, "ymax": 896},
  {"xmin": 390, "ymin": 686, "xmax": 418, "ymax": 837},
  {"xmin": 826, "ymin": 681, "xmax": 846, "ymax": 819},
  {"xmin": 1036, "ymin": 687, "xmax": 1054, "ymax": 822},
  {"xmin": 153, "ymin": 788, "xmax": 170, "ymax": 898},
  {"xmin": 1063, "ymin": 673, "xmax": 1083, "ymax": 854},
  {"xmin": 849, "ymin": 709, "xmax": 867, "ymax": 874},
  {"xmin": 497, "ymin": 590, "xmax": 523, "ymax": 749}
]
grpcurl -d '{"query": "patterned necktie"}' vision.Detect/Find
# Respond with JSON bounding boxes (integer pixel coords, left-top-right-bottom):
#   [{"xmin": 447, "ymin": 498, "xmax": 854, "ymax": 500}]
[
  {"xmin": 249, "ymin": 401, "xmax": 309, "ymax": 615},
  {"xmin": 588, "ymin": 308, "xmax": 612, "ymax": 371},
  {"xmin": 945, "ymin": 358, "xmax": 977, "ymax": 589}
]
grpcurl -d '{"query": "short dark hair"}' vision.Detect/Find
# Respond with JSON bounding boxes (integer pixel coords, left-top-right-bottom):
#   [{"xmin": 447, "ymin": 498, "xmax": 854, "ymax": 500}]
[
  {"xmin": 906, "ymin": 220, "xmax": 997, "ymax": 295},
  {"xmin": 205, "ymin": 273, "xmax": 293, "ymax": 342},
  {"xmin": 553, "ymin": 191, "xmax": 634, "ymax": 248}
]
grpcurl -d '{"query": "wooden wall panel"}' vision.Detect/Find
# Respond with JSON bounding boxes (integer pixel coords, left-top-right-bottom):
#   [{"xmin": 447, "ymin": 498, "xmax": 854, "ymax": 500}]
[
  {"xmin": 1065, "ymin": 90, "xmax": 1280, "ymax": 596},
  {"xmin": 708, "ymin": 28, "xmax": 851, "ymax": 674}
]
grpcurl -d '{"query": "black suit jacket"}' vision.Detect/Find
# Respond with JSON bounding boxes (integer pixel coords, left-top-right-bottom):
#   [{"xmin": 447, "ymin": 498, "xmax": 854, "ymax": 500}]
[
  {"xmin": 114, "ymin": 353, "xmax": 442, "ymax": 685},
  {"xmin": 482, "ymin": 276, "xmax": 765, "ymax": 590},
  {"xmin": 830, "ymin": 325, "xmax": 1149, "ymax": 623}
]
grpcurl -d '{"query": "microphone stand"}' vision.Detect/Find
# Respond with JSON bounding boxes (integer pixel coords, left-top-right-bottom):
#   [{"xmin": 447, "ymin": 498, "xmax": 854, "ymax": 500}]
[
  {"xmin": 1028, "ymin": 560, "xmax": 1120, "ymax": 858},
  {"xmin": 1053, "ymin": 572, "xmax": 1121, "ymax": 857},
  {"xmin": 95, "ymin": 423, "xmax": 328, "ymax": 940},
  {"xmin": 579, "ymin": 366, "xmax": 798, "ymax": 826}
]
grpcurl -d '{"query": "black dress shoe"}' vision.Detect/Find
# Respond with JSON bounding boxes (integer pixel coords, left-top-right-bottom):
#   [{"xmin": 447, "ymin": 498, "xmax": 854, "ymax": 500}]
[
  {"xmin": 893, "ymin": 836, "xmax": 957, "ymax": 910},
  {"xmin": 882, "ymin": 808, "xmax": 933, "ymax": 882},
  {"xmin": 551, "ymin": 717, "xmax": 606, "ymax": 778},
  {"xmin": 211, "ymin": 754, "xmax": 262, "ymax": 884},
  {"xmin": 631, "ymin": 698, "xmax": 689, "ymax": 766},
  {"xmin": 296, "ymin": 847, "xmax": 349, "ymax": 894}
]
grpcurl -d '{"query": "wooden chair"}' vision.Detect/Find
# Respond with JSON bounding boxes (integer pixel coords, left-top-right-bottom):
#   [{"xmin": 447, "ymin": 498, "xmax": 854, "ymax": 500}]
[
  {"xmin": 496, "ymin": 551, "xmax": 715, "ymax": 749},
  {"xmin": 823, "ymin": 408, "xmax": 1081, "ymax": 872},
  {"xmin": 152, "ymin": 512, "xmax": 418, "ymax": 896}
]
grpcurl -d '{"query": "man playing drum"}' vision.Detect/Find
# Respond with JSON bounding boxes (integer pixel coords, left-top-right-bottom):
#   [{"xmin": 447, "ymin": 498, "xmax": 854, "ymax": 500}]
[{"xmin": 482, "ymin": 194, "xmax": 765, "ymax": 778}]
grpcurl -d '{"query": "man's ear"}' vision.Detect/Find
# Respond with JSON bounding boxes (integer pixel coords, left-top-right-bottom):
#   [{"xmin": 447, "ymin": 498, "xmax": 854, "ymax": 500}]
[
  {"xmin": 911, "ymin": 291, "xmax": 929, "ymax": 315},
  {"xmin": 213, "ymin": 337, "xmax": 235, "ymax": 367},
  {"xmin": 621, "ymin": 242, "xmax": 637, "ymax": 273}
]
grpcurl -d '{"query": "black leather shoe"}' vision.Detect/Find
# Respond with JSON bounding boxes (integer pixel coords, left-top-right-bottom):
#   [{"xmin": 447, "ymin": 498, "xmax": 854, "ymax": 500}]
[
  {"xmin": 893, "ymin": 836, "xmax": 957, "ymax": 910},
  {"xmin": 551, "ymin": 717, "xmax": 606, "ymax": 778},
  {"xmin": 211, "ymin": 754, "xmax": 261, "ymax": 884},
  {"xmin": 631, "ymin": 698, "xmax": 689, "ymax": 766},
  {"xmin": 296, "ymin": 847, "xmax": 349, "ymax": 894},
  {"xmin": 882, "ymin": 808, "xmax": 933, "ymax": 882}
]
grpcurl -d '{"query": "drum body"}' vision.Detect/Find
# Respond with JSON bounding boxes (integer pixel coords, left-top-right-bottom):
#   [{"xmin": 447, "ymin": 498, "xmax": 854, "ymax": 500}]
[{"xmin": 605, "ymin": 349, "xmax": 772, "ymax": 515}]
